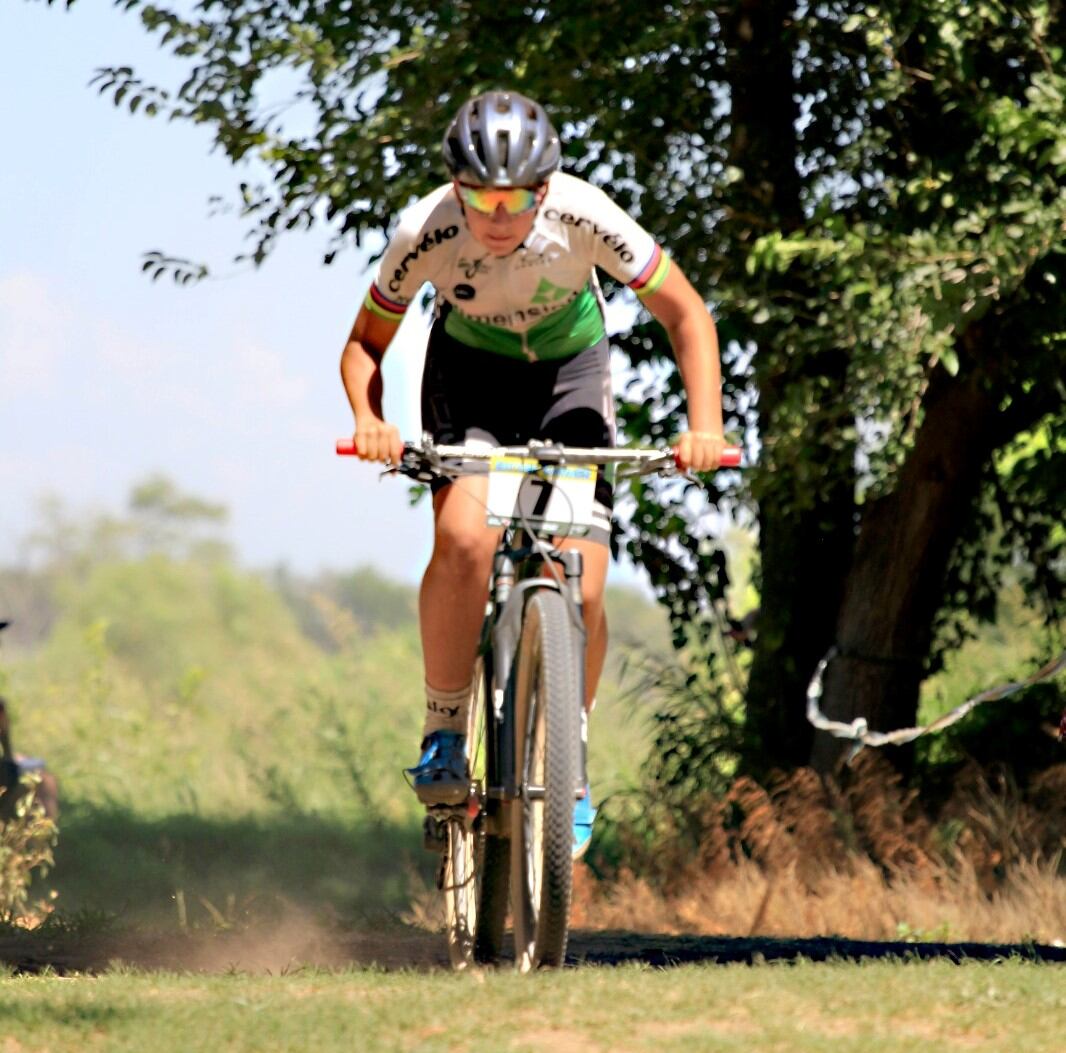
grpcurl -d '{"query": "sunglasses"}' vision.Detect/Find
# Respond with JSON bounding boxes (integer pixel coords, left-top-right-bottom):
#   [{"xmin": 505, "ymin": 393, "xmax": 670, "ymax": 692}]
[{"xmin": 457, "ymin": 182, "xmax": 542, "ymax": 215}]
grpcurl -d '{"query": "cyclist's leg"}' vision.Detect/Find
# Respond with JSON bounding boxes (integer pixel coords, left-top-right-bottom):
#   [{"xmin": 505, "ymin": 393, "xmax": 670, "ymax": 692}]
[
  {"xmin": 419, "ymin": 316, "xmax": 553, "ymax": 702},
  {"xmin": 407, "ymin": 476, "xmax": 500, "ymax": 802},
  {"xmin": 538, "ymin": 335, "xmax": 616, "ymax": 713},
  {"xmin": 419, "ymin": 317, "xmax": 512, "ymax": 698},
  {"xmin": 553, "ymin": 535, "xmax": 608, "ymax": 711},
  {"xmin": 411, "ymin": 319, "xmax": 511, "ymax": 800},
  {"xmin": 420, "ymin": 475, "xmax": 498, "ymax": 693},
  {"xmin": 537, "ymin": 337, "xmax": 614, "ymax": 858}
]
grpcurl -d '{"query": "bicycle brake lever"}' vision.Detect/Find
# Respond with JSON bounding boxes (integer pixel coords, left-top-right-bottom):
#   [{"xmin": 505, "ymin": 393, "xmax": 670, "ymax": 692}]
[
  {"xmin": 618, "ymin": 455, "xmax": 679, "ymax": 481},
  {"xmin": 396, "ymin": 448, "xmax": 442, "ymax": 483}
]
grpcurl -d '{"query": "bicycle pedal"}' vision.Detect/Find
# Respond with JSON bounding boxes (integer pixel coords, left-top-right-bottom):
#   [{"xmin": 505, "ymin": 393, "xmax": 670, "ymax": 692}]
[{"xmin": 422, "ymin": 814, "xmax": 447, "ymax": 853}]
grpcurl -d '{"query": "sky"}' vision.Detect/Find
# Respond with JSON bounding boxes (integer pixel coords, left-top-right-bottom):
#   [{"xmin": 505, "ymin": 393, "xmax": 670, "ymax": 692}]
[
  {"xmin": 1, "ymin": 1, "xmax": 432, "ymax": 580},
  {"xmin": 0, "ymin": 2, "xmax": 654, "ymax": 588}
]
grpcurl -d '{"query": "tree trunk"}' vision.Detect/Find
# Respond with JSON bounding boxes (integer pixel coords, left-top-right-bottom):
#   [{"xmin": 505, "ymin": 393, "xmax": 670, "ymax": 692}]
[
  {"xmin": 809, "ymin": 368, "xmax": 994, "ymax": 772},
  {"xmin": 720, "ymin": 0, "xmax": 856, "ymax": 774},
  {"xmin": 809, "ymin": 357, "xmax": 1011, "ymax": 773}
]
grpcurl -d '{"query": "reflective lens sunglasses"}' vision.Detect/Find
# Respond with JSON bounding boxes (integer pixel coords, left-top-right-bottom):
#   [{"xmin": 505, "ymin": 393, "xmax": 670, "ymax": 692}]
[{"xmin": 457, "ymin": 183, "xmax": 541, "ymax": 215}]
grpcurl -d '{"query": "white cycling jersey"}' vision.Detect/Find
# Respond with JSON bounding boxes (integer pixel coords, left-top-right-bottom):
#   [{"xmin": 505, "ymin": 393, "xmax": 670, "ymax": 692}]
[{"xmin": 364, "ymin": 172, "xmax": 671, "ymax": 361}]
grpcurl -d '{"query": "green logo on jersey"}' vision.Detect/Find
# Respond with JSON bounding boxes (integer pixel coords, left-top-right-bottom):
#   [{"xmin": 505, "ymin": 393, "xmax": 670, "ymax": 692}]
[{"xmin": 530, "ymin": 278, "xmax": 570, "ymax": 304}]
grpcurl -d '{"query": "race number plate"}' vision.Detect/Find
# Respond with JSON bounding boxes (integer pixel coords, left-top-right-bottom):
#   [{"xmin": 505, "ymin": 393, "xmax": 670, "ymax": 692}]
[{"xmin": 486, "ymin": 457, "xmax": 596, "ymax": 536}]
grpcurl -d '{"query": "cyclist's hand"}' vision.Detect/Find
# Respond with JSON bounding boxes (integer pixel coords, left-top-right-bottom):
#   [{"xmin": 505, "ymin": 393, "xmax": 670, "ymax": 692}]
[
  {"xmin": 353, "ymin": 418, "xmax": 403, "ymax": 463},
  {"xmin": 675, "ymin": 431, "xmax": 727, "ymax": 472}
]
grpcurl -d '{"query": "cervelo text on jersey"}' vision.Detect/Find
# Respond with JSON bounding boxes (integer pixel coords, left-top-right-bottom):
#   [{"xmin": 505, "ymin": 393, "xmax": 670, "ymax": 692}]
[
  {"xmin": 541, "ymin": 208, "xmax": 637, "ymax": 265},
  {"xmin": 386, "ymin": 225, "xmax": 460, "ymax": 294},
  {"xmin": 363, "ymin": 172, "xmax": 671, "ymax": 360}
]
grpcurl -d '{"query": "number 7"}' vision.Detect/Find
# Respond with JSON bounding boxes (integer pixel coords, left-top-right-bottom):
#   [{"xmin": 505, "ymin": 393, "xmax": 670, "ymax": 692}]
[{"xmin": 527, "ymin": 475, "xmax": 554, "ymax": 517}]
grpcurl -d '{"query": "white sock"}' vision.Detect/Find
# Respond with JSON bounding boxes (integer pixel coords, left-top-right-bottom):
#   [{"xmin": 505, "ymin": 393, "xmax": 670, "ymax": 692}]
[{"xmin": 422, "ymin": 681, "xmax": 471, "ymax": 738}]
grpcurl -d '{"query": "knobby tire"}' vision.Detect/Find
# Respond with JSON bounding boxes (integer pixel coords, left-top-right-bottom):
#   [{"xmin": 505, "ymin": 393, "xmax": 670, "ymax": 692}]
[{"xmin": 509, "ymin": 588, "xmax": 580, "ymax": 970}]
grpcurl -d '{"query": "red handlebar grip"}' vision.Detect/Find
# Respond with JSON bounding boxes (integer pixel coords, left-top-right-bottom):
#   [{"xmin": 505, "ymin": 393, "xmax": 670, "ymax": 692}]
[
  {"xmin": 720, "ymin": 445, "xmax": 742, "ymax": 467},
  {"xmin": 336, "ymin": 439, "xmax": 357, "ymax": 456},
  {"xmin": 675, "ymin": 444, "xmax": 742, "ymax": 469}
]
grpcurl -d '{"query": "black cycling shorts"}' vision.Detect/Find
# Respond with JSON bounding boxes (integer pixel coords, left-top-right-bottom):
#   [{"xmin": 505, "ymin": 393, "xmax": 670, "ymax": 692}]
[{"xmin": 421, "ymin": 317, "xmax": 616, "ymax": 543}]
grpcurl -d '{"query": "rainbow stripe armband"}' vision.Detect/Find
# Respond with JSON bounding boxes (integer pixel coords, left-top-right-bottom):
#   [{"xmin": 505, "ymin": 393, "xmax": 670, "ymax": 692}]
[
  {"xmin": 364, "ymin": 284, "xmax": 408, "ymax": 323},
  {"xmin": 629, "ymin": 245, "xmax": 671, "ymax": 299}
]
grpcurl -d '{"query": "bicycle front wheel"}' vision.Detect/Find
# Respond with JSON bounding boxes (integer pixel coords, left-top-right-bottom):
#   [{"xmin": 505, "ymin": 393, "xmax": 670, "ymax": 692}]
[{"xmin": 509, "ymin": 588, "xmax": 580, "ymax": 971}]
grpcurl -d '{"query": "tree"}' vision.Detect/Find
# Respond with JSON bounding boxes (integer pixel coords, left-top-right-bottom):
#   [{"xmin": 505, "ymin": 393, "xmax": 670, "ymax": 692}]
[{"xmin": 38, "ymin": 0, "xmax": 1065, "ymax": 775}]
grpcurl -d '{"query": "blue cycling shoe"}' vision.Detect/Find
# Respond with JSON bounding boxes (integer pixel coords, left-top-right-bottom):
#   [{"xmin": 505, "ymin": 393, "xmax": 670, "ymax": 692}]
[
  {"xmin": 573, "ymin": 783, "xmax": 596, "ymax": 860},
  {"xmin": 406, "ymin": 730, "xmax": 468, "ymax": 806}
]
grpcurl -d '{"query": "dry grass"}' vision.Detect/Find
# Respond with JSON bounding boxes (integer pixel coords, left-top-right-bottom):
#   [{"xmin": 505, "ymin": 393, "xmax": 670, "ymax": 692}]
[
  {"xmin": 572, "ymin": 851, "xmax": 1066, "ymax": 944},
  {"xmin": 573, "ymin": 756, "xmax": 1066, "ymax": 944}
]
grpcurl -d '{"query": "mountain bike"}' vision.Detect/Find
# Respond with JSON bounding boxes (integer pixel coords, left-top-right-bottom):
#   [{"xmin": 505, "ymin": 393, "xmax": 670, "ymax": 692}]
[{"xmin": 337, "ymin": 435, "xmax": 741, "ymax": 970}]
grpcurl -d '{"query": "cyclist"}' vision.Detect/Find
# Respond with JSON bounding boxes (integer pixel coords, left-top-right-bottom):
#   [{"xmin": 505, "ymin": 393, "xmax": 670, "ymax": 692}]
[{"xmin": 340, "ymin": 90, "xmax": 726, "ymax": 858}]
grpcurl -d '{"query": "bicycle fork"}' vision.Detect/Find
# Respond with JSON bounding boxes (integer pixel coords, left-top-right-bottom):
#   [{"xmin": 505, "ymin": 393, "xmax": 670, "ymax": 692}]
[{"xmin": 485, "ymin": 548, "xmax": 588, "ymax": 826}]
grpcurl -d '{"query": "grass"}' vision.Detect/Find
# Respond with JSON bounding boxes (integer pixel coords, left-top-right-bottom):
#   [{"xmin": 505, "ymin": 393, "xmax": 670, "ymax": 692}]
[{"xmin": 0, "ymin": 959, "xmax": 1063, "ymax": 1052}]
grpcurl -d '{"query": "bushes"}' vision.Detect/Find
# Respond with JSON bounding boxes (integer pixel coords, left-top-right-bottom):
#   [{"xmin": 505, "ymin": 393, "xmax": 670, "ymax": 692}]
[{"xmin": 0, "ymin": 775, "xmax": 58, "ymax": 927}]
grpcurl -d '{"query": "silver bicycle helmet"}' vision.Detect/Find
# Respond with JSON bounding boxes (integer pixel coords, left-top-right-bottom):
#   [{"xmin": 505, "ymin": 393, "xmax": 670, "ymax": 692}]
[{"xmin": 442, "ymin": 90, "xmax": 560, "ymax": 187}]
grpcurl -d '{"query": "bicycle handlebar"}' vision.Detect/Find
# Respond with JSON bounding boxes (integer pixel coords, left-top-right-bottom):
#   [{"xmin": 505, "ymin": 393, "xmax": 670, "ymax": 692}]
[{"xmin": 335, "ymin": 438, "xmax": 742, "ymax": 469}]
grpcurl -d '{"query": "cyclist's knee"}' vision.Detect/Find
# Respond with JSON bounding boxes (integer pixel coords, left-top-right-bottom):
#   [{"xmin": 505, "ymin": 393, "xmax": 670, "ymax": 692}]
[{"xmin": 432, "ymin": 521, "xmax": 495, "ymax": 574}]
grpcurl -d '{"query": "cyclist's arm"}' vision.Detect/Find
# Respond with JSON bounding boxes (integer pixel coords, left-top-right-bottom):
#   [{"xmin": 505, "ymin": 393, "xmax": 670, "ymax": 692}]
[
  {"xmin": 339, "ymin": 188, "xmax": 452, "ymax": 462},
  {"xmin": 340, "ymin": 305, "xmax": 404, "ymax": 463},
  {"xmin": 640, "ymin": 264, "xmax": 726, "ymax": 472}
]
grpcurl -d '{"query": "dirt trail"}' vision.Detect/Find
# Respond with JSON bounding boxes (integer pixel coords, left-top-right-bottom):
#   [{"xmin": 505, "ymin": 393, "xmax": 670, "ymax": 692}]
[{"xmin": 3, "ymin": 927, "xmax": 1065, "ymax": 974}]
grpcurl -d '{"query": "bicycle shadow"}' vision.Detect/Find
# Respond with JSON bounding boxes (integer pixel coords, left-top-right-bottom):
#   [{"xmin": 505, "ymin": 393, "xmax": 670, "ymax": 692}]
[{"xmin": 565, "ymin": 930, "xmax": 1066, "ymax": 967}]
